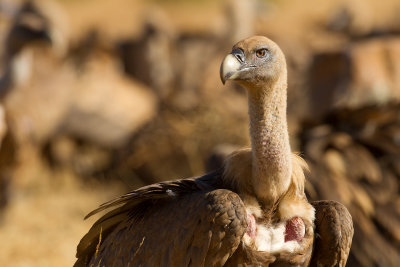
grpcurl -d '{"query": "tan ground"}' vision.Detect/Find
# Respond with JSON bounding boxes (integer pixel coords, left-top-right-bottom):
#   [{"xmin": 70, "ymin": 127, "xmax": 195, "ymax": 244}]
[{"xmin": 0, "ymin": 153, "xmax": 124, "ymax": 267}]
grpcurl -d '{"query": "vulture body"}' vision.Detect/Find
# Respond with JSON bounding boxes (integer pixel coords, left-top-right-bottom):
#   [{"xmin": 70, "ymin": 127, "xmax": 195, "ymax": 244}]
[{"xmin": 75, "ymin": 36, "xmax": 353, "ymax": 266}]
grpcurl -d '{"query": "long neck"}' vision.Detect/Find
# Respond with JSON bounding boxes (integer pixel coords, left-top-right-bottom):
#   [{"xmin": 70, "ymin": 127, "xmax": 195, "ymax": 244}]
[{"xmin": 247, "ymin": 76, "xmax": 292, "ymax": 205}]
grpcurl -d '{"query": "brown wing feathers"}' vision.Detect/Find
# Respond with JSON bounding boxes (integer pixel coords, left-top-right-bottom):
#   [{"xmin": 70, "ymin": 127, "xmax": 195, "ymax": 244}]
[
  {"xmin": 310, "ymin": 200, "xmax": 354, "ymax": 267},
  {"xmin": 85, "ymin": 169, "xmax": 223, "ymax": 219},
  {"xmin": 83, "ymin": 188, "xmax": 248, "ymax": 267},
  {"xmin": 75, "ymin": 170, "xmax": 244, "ymax": 267}
]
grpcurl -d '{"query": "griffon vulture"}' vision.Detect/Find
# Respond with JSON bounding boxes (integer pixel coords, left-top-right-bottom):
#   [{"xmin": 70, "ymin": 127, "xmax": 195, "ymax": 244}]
[{"xmin": 75, "ymin": 36, "xmax": 353, "ymax": 267}]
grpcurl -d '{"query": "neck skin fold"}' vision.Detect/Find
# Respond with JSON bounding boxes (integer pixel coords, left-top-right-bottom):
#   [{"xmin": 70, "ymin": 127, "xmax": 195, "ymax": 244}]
[{"xmin": 246, "ymin": 75, "xmax": 292, "ymax": 205}]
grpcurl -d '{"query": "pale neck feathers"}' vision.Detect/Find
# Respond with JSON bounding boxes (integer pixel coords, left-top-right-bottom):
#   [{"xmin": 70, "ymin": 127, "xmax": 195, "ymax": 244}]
[
  {"xmin": 246, "ymin": 73, "xmax": 292, "ymax": 204},
  {"xmin": 223, "ymin": 150, "xmax": 315, "ymax": 223}
]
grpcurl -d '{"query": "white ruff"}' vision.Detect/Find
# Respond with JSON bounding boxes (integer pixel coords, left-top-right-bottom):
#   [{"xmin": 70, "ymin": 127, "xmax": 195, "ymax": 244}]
[
  {"xmin": 253, "ymin": 223, "xmax": 301, "ymax": 253},
  {"xmin": 243, "ymin": 206, "xmax": 303, "ymax": 253}
]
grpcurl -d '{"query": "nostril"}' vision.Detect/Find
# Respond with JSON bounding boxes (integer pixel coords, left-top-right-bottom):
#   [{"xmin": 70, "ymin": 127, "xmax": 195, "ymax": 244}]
[
  {"xmin": 232, "ymin": 49, "xmax": 245, "ymax": 63},
  {"xmin": 235, "ymin": 54, "xmax": 244, "ymax": 63}
]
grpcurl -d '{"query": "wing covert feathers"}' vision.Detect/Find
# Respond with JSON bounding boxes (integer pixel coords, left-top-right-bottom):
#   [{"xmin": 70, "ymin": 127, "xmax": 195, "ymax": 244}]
[
  {"xmin": 310, "ymin": 200, "xmax": 354, "ymax": 267},
  {"xmin": 84, "ymin": 169, "xmax": 222, "ymax": 219},
  {"xmin": 75, "ymin": 170, "xmax": 248, "ymax": 267}
]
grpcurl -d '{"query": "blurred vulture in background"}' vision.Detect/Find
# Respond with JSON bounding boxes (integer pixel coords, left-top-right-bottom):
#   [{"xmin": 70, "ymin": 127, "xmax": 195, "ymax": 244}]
[
  {"xmin": 75, "ymin": 36, "xmax": 353, "ymax": 267},
  {"xmin": 0, "ymin": 0, "xmax": 60, "ymax": 213},
  {"xmin": 118, "ymin": 8, "xmax": 176, "ymax": 101},
  {"xmin": 0, "ymin": 0, "xmax": 157, "ymax": 212},
  {"xmin": 301, "ymin": 33, "xmax": 400, "ymax": 266},
  {"xmin": 0, "ymin": 0, "xmax": 67, "ymax": 97},
  {"xmin": 302, "ymin": 104, "xmax": 400, "ymax": 266}
]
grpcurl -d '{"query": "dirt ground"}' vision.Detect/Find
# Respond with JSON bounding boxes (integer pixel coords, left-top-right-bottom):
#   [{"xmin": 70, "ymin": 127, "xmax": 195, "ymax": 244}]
[{"xmin": 0, "ymin": 151, "xmax": 124, "ymax": 267}]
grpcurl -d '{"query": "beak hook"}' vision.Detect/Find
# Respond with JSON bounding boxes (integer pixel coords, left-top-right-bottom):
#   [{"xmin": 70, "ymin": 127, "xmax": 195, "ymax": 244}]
[{"xmin": 220, "ymin": 52, "xmax": 243, "ymax": 84}]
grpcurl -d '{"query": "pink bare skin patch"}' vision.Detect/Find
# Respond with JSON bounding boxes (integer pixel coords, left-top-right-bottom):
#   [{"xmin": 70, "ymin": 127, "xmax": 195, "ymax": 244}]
[
  {"xmin": 246, "ymin": 213, "xmax": 257, "ymax": 238},
  {"xmin": 284, "ymin": 217, "xmax": 305, "ymax": 242}
]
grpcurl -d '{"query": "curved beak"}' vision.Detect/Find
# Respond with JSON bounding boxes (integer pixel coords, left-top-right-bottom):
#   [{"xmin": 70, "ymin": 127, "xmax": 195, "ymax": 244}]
[{"xmin": 220, "ymin": 49, "xmax": 245, "ymax": 84}]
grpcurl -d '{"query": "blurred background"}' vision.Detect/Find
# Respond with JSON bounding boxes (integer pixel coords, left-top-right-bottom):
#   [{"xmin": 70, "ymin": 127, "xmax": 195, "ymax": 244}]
[{"xmin": 0, "ymin": 0, "xmax": 400, "ymax": 266}]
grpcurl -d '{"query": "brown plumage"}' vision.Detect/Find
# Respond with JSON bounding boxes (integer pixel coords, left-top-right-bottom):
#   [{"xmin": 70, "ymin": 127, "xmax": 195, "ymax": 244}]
[
  {"xmin": 75, "ymin": 36, "xmax": 353, "ymax": 266},
  {"xmin": 310, "ymin": 200, "xmax": 353, "ymax": 267}
]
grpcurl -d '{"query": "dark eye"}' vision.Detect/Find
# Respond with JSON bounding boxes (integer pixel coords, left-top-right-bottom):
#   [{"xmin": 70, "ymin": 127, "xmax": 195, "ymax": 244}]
[{"xmin": 256, "ymin": 49, "xmax": 268, "ymax": 58}]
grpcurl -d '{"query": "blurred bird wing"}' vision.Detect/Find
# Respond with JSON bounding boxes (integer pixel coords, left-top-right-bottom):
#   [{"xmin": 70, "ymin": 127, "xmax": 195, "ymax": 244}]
[
  {"xmin": 310, "ymin": 200, "xmax": 354, "ymax": 267},
  {"xmin": 75, "ymin": 170, "xmax": 249, "ymax": 267}
]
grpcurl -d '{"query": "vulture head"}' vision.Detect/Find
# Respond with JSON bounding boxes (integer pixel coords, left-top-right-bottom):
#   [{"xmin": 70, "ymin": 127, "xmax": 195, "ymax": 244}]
[{"xmin": 220, "ymin": 36, "xmax": 286, "ymax": 90}]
